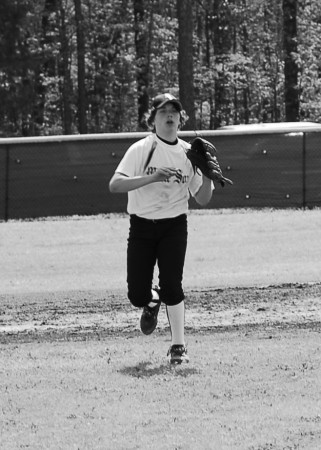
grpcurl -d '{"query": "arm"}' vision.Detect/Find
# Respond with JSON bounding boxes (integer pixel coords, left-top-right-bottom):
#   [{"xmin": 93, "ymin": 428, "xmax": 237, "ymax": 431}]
[
  {"xmin": 109, "ymin": 168, "xmax": 179, "ymax": 193},
  {"xmin": 193, "ymin": 175, "xmax": 213, "ymax": 206}
]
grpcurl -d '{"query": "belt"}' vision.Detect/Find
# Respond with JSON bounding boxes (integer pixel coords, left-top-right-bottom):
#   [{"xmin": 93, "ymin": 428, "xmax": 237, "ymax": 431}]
[{"xmin": 130, "ymin": 214, "xmax": 186, "ymax": 223}]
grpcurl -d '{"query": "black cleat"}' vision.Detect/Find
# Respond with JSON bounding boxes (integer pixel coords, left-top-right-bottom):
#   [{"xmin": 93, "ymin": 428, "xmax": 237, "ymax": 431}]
[
  {"xmin": 167, "ymin": 345, "xmax": 190, "ymax": 364},
  {"xmin": 140, "ymin": 300, "xmax": 161, "ymax": 335}
]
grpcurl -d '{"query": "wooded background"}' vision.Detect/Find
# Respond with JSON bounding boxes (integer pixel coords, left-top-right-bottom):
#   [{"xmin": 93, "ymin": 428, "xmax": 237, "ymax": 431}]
[{"xmin": 0, "ymin": 0, "xmax": 320, "ymax": 137}]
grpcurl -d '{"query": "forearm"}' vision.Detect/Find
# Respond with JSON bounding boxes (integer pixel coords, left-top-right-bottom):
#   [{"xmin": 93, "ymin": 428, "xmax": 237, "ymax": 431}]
[
  {"xmin": 194, "ymin": 176, "xmax": 213, "ymax": 206},
  {"xmin": 109, "ymin": 167, "xmax": 179, "ymax": 193},
  {"xmin": 109, "ymin": 173, "xmax": 154, "ymax": 193}
]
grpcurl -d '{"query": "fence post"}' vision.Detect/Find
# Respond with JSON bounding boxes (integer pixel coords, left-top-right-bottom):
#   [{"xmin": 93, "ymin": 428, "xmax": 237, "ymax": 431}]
[{"xmin": 302, "ymin": 132, "xmax": 306, "ymax": 210}]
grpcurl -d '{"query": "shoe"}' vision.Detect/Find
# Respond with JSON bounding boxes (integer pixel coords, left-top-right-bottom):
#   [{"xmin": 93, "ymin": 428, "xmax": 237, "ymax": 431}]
[
  {"xmin": 140, "ymin": 300, "xmax": 161, "ymax": 335},
  {"xmin": 167, "ymin": 345, "xmax": 189, "ymax": 364}
]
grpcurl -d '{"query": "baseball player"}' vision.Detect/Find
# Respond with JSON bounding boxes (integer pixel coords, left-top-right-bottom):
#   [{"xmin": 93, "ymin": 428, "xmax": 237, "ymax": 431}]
[{"xmin": 109, "ymin": 93, "xmax": 214, "ymax": 364}]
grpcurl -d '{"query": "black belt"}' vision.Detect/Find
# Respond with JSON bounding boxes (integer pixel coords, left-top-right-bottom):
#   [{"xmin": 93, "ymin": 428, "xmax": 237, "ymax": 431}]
[{"xmin": 130, "ymin": 214, "xmax": 186, "ymax": 223}]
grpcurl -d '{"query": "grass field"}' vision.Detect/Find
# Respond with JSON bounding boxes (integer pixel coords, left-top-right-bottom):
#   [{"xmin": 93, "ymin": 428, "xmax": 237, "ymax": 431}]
[
  {"xmin": 1, "ymin": 208, "xmax": 321, "ymax": 294},
  {"xmin": 0, "ymin": 208, "xmax": 321, "ymax": 450}
]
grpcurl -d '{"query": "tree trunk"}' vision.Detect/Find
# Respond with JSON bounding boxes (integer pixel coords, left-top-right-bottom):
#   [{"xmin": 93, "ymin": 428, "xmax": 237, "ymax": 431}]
[
  {"xmin": 133, "ymin": 0, "xmax": 151, "ymax": 130},
  {"xmin": 177, "ymin": 0, "xmax": 195, "ymax": 130},
  {"xmin": 282, "ymin": 0, "xmax": 299, "ymax": 122},
  {"xmin": 241, "ymin": 17, "xmax": 250, "ymax": 124},
  {"xmin": 33, "ymin": 0, "xmax": 58, "ymax": 135},
  {"xmin": 58, "ymin": 0, "xmax": 72, "ymax": 134},
  {"xmin": 212, "ymin": 0, "xmax": 232, "ymax": 129},
  {"xmin": 74, "ymin": 0, "xmax": 87, "ymax": 133}
]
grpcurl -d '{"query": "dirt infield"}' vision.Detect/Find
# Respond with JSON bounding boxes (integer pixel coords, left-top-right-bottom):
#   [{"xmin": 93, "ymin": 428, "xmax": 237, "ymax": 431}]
[{"xmin": 0, "ymin": 283, "xmax": 320, "ymax": 344}]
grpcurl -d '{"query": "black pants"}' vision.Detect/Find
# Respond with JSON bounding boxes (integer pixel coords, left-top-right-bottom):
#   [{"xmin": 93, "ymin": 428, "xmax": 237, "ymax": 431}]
[{"xmin": 127, "ymin": 214, "xmax": 188, "ymax": 307}]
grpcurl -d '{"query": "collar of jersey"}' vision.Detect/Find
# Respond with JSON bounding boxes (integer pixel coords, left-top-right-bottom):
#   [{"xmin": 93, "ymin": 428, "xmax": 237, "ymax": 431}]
[{"xmin": 156, "ymin": 134, "xmax": 178, "ymax": 146}]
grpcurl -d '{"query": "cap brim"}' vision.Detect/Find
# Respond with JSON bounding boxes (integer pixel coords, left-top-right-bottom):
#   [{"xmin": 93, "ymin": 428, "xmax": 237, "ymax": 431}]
[{"xmin": 155, "ymin": 99, "xmax": 182, "ymax": 111}]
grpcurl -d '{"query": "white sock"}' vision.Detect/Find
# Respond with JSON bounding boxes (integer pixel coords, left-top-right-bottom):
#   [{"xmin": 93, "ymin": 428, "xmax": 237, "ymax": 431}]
[
  {"xmin": 148, "ymin": 288, "xmax": 159, "ymax": 308},
  {"xmin": 166, "ymin": 301, "xmax": 185, "ymax": 346}
]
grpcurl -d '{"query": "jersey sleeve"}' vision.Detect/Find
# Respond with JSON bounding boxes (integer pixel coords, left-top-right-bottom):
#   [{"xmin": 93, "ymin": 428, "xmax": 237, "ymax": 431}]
[
  {"xmin": 115, "ymin": 136, "xmax": 154, "ymax": 177},
  {"xmin": 115, "ymin": 143, "xmax": 140, "ymax": 177}
]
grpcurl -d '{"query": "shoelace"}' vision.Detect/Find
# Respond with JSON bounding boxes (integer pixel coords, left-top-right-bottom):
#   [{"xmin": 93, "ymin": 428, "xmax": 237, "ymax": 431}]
[{"xmin": 170, "ymin": 345, "xmax": 186, "ymax": 356}]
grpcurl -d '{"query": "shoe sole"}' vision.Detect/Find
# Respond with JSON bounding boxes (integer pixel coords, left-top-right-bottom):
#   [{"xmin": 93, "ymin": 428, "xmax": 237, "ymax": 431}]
[
  {"xmin": 169, "ymin": 356, "xmax": 190, "ymax": 365},
  {"xmin": 140, "ymin": 323, "xmax": 157, "ymax": 335}
]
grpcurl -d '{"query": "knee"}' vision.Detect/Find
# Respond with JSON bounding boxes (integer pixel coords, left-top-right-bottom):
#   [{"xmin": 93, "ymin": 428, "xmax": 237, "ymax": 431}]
[
  {"xmin": 159, "ymin": 285, "xmax": 185, "ymax": 306},
  {"xmin": 128, "ymin": 296, "xmax": 146, "ymax": 308},
  {"xmin": 163, "ymin": 295, "xmax": 185, "ymax": 306},
  {"xmin": 128, "ymin": 287, "xmax": 151, "ymax": 308}
]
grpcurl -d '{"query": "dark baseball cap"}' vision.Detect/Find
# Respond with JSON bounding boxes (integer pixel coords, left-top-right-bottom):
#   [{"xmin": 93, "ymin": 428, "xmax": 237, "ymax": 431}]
[{"xmin": 152, "ymin": 93, "xmax": 183, "ymax": 112}]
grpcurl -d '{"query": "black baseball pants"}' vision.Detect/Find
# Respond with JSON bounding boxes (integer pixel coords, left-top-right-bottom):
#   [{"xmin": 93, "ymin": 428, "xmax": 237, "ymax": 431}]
[{"xmin": 127, "ymin": 214, "xmax": 188, "ymax": 307}]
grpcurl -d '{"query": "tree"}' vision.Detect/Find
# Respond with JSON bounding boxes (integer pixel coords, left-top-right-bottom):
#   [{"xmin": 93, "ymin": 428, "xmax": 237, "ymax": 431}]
[
  {"xmin": 133, "ymin": 0, "xmax": 152, "ymax": 129},
  {"xmin": 212, "ymin": 0, "xmax": 233, "ymax": 128},
  {"xmin": 177, "ymin": 0, "xmax": 195, "ymax": 129},
  {"xmin": 57, "ymin": 0, "xmax": 73, "ymax": 134},
  {"xmin": 296, "ymin": 0, "xmax": 321, "ymax": 121},
  {"xmin": 33, "ymin": 0, "xmax": 57, "ymax": 134},
  {"xmin": 1, "ymin": 0, "xmax": 321, "ymax": 137},
  {"xmin": 282, "ymin": 0, "xmax": 299, "ymax": 121},
  {"xmin": 74, "ymin": 0, "xmax": 87, "ymax": 133},
  {"xmin": 239, "ymin": 0, "xmax": 250, "ymax": 124}
]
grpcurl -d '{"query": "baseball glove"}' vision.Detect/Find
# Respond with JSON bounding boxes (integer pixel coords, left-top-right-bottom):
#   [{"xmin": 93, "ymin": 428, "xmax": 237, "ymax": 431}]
[{"xmin": 186, "ymin": 137, "xmax": 233, "ymax": 187}]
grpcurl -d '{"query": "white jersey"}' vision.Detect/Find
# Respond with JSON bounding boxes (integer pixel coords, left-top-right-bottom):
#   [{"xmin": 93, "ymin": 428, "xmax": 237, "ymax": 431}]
[{"xmin": 115, "ymin": 134, "xmax": 212, "ymax": 219}]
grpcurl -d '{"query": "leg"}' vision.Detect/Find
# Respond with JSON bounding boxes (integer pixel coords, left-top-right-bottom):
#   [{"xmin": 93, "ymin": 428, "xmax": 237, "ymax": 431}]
[
  {"xmin": 166, "ymin": 301, "xmax": 185, "ymax": 345},
  {"xmin": 126, "ymin": 216, "xmax": 157, "ymax": 308},
  {"xmin": 127, "ymin": 218, "xmax": 161, "ymax": 334},
  {"xmin": 166, "ymin": 302, "xmax": 189, "ymax": 364},
  {"xmin": 157, "ymin": 215, "xmax": 187, "ymax": 305},
  {"xmin": 156, "ymin": 216, "xmax": 189, "ymax": 358}
]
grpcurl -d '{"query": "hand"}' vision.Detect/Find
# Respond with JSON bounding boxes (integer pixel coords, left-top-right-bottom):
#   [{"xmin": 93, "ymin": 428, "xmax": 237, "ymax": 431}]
[{"xmin": 152, "ymin": 167, "xmax": 179, "ymax": 182}]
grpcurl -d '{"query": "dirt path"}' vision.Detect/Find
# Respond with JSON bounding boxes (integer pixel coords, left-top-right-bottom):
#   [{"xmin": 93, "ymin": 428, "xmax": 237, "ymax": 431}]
[{"xmin": 1, "ymin": 282, "xmax": 320, "ymax": 344}]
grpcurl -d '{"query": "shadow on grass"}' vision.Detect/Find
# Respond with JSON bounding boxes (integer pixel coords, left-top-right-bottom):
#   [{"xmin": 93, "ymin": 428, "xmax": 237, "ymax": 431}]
[{"xmin": 119, "ymin": 360, "xmax": 199, "ymax": 378}]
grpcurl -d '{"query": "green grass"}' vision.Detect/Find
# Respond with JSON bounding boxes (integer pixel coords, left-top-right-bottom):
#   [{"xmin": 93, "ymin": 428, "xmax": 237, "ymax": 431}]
[
  {"xmin": 1, "ymin": 330, "xmax": 321, "ymax": 450},
  {"xmin": 1, "ymin": 208, "xmax": 321, "ymax": 450},
  {"xmin": 1, "ymin": 208, "xmax": 321, "ymax": 295}
]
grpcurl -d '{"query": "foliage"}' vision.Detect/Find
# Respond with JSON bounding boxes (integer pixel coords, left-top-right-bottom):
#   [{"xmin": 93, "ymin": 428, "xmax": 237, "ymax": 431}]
[{"xmin": 0, "ymin": 0, "xmax": 320, "ymax": 136}]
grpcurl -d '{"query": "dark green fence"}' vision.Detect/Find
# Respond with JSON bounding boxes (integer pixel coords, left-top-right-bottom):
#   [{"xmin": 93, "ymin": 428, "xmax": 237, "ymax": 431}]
[{"xmin": 1, "ymin": 123, "xmax": 321, "ymax": 220}]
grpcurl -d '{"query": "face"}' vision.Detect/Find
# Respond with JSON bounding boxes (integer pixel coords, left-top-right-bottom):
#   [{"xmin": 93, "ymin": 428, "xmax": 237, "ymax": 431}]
[{"xmin": 154, "ymin": 103, "xmax": 181, "ymax": 137}]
